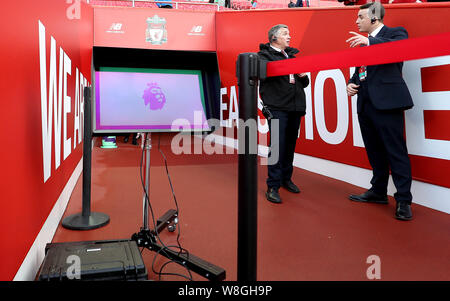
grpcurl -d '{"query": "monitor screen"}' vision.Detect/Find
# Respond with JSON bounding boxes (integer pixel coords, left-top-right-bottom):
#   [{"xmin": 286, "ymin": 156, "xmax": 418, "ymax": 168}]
[{"xmin": 93, "ymin": 67, "xmax": 210, "ymax": 133}]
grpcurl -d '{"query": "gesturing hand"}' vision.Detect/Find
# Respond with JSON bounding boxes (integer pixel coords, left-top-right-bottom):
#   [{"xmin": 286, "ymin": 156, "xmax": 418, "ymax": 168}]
[{"xmin": 346, "ymin": 31, "xmax": 369, "ymax": 48}]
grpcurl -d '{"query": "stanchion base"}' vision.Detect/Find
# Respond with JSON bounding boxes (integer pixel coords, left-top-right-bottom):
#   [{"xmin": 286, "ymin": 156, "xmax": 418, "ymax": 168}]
[{"xmin": 61, "ymin": 212, "xmax": 110, "ymax": 230}]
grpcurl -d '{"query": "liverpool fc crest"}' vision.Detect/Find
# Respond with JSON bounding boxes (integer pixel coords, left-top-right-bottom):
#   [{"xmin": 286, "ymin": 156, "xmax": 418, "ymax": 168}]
[{"xmin": 146, "ymin": 15, "xmax": 167, "ymax": 45}]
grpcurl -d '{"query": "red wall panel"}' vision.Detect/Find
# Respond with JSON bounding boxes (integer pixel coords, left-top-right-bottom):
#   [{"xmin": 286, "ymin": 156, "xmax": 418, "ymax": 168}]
[{"xmin": 0, "ymin": 0, "xmax": 93, "ymax": 280}]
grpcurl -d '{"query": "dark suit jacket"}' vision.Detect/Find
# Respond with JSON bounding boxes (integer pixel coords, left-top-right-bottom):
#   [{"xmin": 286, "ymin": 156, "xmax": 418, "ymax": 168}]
[
  {"xmin": 258, "ymin": 43, "xmax": 309, "ymax": 112},
  {"xmin": 349, "ymin": 25, "xmax": 414, "ymax": 113}
]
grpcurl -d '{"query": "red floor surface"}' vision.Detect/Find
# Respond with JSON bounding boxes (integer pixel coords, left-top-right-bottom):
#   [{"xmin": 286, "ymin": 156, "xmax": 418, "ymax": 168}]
[{"xmin": 52, "ymin": 134, "xmax": 450, "ymax": 281}]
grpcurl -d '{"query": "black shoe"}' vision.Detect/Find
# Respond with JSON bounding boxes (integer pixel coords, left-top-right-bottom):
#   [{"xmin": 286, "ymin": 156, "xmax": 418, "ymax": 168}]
[
  {"xmin": 266, "ymin": 188, "xmax": 282, "ymax": 204},
  {"xmin": 349, "ymin": 190, "xmax": 388, "ymax": 204},
  {"xmin": 282, "ymin": 180, "xmax": 300, "ymax": 193},
  {"xmin": 395, "ymin": 202, "xmax": 413, "ymax": 221}
]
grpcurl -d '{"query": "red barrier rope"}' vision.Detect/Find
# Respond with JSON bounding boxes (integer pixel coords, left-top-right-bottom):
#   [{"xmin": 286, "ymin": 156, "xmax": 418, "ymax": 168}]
[{"xmin": 266, "ymin": 31, "xmax": 450, "ymax": 77}]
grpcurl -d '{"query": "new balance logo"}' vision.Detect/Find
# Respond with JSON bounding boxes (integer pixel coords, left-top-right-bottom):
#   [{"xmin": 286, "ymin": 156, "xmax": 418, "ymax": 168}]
[
  {"xmin": 191, "ymin": 25, "xmax": 202, "ymax": 33},
  {"xmin": 106, "ymin": 23, "xmax": 124, "ymax": 33},
  {"xmin": 188, "ymin": 25, "xmax": 205, "ymax": 36}
]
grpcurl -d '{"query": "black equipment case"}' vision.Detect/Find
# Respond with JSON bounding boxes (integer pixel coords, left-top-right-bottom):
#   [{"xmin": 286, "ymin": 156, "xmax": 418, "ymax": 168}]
[{"xmin": 37, "ymin": 239, "xmax": 147, "ymax": 281}]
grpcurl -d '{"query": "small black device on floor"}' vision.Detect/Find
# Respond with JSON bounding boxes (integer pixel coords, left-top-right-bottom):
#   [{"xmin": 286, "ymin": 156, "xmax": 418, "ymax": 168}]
[{"xmin": 37, "ymin": 239, "xmax": 147, "ymax": 281}]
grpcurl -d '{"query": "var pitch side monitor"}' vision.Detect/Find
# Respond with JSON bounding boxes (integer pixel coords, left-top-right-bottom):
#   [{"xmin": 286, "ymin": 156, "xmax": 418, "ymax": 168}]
[{"xmin": 93, "ymin": 67, "xmax": 210, "ymax": 133}]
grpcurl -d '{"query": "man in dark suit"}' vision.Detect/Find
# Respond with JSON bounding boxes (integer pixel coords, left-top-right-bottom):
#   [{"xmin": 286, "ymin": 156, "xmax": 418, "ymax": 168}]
[{"xmin": 346, "ymin": 2, "xmax": 414, "ymax": 220}]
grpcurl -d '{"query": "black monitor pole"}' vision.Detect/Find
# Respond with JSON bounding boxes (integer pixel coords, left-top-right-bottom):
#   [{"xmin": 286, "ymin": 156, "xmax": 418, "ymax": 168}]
[
  {"xmin": 62, "ymin": 87, "xmax": 110, "ymax": 230},
  {"xmin": 236, "ymin": 53, "xmax": 260, "ymax": 281}
]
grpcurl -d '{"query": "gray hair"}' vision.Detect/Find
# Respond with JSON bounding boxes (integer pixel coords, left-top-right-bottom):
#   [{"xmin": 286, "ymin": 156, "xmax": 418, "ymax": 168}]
[
  {"xmin": 360, "ymin": 2, "xmax": 385, "ymax": 22},
  {"xmin": 268, "ymin": 24, "xmax": 288, "ymax": 43}
]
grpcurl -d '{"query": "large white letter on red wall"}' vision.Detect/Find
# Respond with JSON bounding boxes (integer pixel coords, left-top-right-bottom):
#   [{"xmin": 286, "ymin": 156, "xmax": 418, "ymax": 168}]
[
  {"xmin": 403, "ymin": 56, "xmax": 450, "ymax": 160},
  {"xmin": 314, "ymin": 69, "xmax": 349, "ymax": 145}
]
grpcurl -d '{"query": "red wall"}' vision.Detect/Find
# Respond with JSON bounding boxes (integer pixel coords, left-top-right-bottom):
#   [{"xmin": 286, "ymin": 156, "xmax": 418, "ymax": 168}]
[
  {"xmin": 1, "ymin": 2, "xmax": 449, "ymax": 280},
  {"xmin": 0, "ymin": 0, "xmax": 93, "ymax": 280},
  {"xmin": 215, "ymin": 4, "xmax": 450, "ymax": 188}
]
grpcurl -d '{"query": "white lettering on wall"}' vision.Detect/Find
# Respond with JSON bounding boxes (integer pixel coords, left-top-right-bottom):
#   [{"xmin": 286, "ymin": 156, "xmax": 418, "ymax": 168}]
[
  {"xmin": 220, "ymin": 87, "xmax": 228, "ymax": 128},
  {"xmin": 314, "ymin": 69, "xmax": 349, "ymax": 145},
  {"xmin": 63, "ymin": 52, "xmax": 72, "ymax": 161},
  {"xmin": 81, "ymin": 76, "xmax": 87, "ymax": 142},
  {"xmin": 221, "ymin": 85, "xmax": 270, "ymax": 134},
  {"xmin": 38, "ymin": 20, "xmax": 89, "ymax": 182},
  {"xmin": 403, "ymin": 56, "xmax": 450, "ymax": 160},
  {"xmin": 74, "ymin": 68, "xmax": 80, "ymax": 148},
  {"xmin": 39, "ymin": 20, "xmax": 52, "ymax": 182},
  {"xmin": 229, "ymin": 85, "xmax": 239, "ymax": 128}
]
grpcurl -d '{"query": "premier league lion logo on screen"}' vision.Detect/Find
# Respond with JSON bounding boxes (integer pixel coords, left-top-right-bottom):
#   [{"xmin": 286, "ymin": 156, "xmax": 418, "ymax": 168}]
[{"xmin": 142, "ymin": 82, "xmax": 166, "ymax": 110}]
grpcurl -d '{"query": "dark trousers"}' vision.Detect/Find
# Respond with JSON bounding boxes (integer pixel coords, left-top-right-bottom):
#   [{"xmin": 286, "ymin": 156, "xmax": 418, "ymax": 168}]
[
  {"xmin": 358, "ymin": 82, "xmax": 412, "ymax": 204},
  {"xmin": 267, "ymin": 110, "xmax": 303, "ymax": 189}
]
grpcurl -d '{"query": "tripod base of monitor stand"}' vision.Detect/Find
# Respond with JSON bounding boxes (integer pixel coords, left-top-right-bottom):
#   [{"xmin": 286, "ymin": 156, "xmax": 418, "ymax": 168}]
[
  {"xmin": 62, "ymin": 212, "xmax": 110, "ymax": 230},
  {"xmin": 131, "ymin": 209, "xmax": 226, "ymax": 281}
]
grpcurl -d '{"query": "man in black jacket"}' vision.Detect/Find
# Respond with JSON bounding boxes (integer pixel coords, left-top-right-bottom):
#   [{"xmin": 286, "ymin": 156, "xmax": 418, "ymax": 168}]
[
  {"xmin": 258, "ymin": 24, "xmax": 309, "ymax": 204},
  {"xmin": 346, "ymin": 2, "xmax": 414, "ymax": 220}
]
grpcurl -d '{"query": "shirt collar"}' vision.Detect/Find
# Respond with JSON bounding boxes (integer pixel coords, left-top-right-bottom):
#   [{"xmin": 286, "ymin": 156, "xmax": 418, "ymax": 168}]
[
  {"xmin": 369, "ymin": 24, "xmax": 384, "ymax": 37},
  {"xmin": 270, "ymin": 45, "xmax": 289, "ymax": 58},
  {"xmin": 270, "ymin": 45, "xmax": 282, "ymax": 52}
]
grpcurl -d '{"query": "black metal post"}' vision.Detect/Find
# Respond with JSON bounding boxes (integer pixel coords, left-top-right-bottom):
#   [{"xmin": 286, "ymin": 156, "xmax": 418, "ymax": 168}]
[
  {"xmin": 236, "ymin": 53, "xmax": 259, "ymax": 281},
  {"xmin": 62, "ymin": 87, "xmax": 110, "ymax": 230},
  {"xmin": 82, "ymin": 86, "xmax": 93, "ymax": 218}
]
